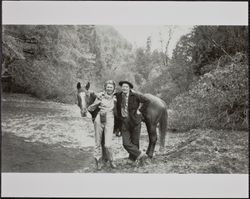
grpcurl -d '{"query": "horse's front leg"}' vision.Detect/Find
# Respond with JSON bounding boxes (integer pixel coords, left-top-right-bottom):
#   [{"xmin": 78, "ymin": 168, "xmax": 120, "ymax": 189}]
[{"xmin": 145, "ymin": 122, "xmax": 157, "ymax": 158}]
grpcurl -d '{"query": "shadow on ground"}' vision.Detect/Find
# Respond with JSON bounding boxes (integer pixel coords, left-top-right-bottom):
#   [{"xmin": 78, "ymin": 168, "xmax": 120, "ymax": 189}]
[{"xmin": 2, "ymin": 132, "xmax": 93, "ymax": 172}]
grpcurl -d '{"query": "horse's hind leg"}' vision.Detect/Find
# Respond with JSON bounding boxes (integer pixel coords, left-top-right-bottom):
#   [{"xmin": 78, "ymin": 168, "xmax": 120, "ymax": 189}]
[
  {"xmin": 145, "ymin": 121, "xmax": 157, "ymax": 158},
  {"xmin": 159, "ymin": 108, "xmax": 168, "ymax": 153}
]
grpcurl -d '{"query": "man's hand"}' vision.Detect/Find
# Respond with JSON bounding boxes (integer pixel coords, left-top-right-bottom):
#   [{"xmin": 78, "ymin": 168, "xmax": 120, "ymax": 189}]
[
  {"xmin": 137, "ymin": 103, "xmax": 143, "ymax": 115},
  {"xmin": 114, "ymin": 128, "xmax": 122, "ymax": 137},
  {"xmin": 136, "ymin": 109, "xmax": 142, "ymax": 115},
  {"xmin": 116, "ymin": 131, "xmax": 122, "ymax": 137}
]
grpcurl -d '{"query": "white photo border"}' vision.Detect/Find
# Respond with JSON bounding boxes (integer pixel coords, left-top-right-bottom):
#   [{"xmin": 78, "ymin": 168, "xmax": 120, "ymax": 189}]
[{"xmin": 1, "ymin": 1, "xmax": 249, "ymax": 198}]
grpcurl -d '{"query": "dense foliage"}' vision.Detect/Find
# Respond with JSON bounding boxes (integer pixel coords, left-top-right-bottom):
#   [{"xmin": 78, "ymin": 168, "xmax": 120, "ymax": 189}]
[
  {"xmin": 95, "ymin": 26, "xmax": 136, "ymax": 87},
  {"xmin": 169, "ymin": 53, "xmax": 248, "ymax": 131},
  {"xmin": 2, "ymin": 25, "xmax": 248, "ymax": 130},
  {"xmin": 169, "ymin": 26, "xmax": 248, "ymax": 130},
  {"xmin": 2, "ymin": 25, "xmax": 133, "ymax": 102},
  {"xmin": 136, "ymin": 26, "xmax": 248, "ymax": 131}
]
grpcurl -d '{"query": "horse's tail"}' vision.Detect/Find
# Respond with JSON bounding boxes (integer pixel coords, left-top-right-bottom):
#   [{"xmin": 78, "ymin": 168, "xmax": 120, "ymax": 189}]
[{"xmin": 159, "ymin": 106, "xmax": 168, "ymax": 149}]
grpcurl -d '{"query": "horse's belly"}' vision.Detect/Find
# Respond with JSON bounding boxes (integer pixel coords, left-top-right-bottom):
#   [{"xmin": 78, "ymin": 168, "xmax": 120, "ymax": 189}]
[{"xmin": 143, "ymin": 94, "xmax": 166, "ymax": 123}]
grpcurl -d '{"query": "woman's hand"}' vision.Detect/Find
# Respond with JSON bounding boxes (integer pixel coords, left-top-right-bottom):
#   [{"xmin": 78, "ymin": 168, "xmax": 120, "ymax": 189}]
[{"xmin": 96, "ymin": 91, "xmax": 104, "ymax": 100}]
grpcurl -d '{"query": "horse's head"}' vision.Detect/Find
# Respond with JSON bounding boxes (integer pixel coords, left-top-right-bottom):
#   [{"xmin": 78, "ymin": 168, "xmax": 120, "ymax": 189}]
[{"xmin": 77, "ymin": 82, "xmax": 96, "ymax": 117}]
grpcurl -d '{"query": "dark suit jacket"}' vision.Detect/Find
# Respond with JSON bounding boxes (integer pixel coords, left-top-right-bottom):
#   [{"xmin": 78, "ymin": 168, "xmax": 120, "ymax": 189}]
[{"xmin": 115, "ymin": 90, "xmax": 150, "ymax": 128}]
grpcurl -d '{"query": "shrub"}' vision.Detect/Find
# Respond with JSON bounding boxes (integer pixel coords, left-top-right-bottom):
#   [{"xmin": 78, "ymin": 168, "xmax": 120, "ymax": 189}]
[{"xmin": 169, "ymin": 53, "xmax": 248, "ymax": 131}]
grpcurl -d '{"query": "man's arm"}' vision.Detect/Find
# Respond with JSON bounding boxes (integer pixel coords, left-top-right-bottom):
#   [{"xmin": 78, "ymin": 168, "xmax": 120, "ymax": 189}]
[{"xmin": 136, "ymin": 92, "xmax": 150, "ymax": 114}]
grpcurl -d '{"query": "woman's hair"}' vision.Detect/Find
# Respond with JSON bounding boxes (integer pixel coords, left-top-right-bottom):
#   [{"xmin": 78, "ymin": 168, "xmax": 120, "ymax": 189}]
[{"xmin": 104, "ymin": 80, "xmax": 116, "ymax": 92}]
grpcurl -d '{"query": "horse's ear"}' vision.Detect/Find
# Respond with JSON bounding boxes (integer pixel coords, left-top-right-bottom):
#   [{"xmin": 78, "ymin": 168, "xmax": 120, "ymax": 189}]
[
  {"xmin": 85, "ymin": 82, "xmax": 90, "ymax": 90},
  {"xmin": 77, "ymin": 82, "xmax": 81, "ymax": 89}
]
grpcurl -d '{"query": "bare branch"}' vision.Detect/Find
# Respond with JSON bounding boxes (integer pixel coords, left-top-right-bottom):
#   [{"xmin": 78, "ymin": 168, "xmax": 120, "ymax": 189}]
[{"xmin": 198, "ymin": 26, "xmax": 233, "ymax": 60}]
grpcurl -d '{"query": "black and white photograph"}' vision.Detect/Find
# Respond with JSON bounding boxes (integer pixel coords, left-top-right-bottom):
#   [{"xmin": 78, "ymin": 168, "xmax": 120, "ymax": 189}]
[{"xmin": 1, "ymin": 1, "xmax": 249, "ymax": 198}]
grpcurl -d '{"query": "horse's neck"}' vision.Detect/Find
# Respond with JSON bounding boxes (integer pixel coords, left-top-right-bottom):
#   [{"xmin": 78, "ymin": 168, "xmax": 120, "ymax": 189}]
[{"xmin": 88, "ymin": 92, "xmax": 97, "ymax": 106}]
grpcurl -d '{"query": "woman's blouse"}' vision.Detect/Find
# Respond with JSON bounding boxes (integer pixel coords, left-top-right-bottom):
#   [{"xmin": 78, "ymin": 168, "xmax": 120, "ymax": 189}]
[{"xmin": 88, "ymin": 92, "xmax": 116, "ymax": 115}]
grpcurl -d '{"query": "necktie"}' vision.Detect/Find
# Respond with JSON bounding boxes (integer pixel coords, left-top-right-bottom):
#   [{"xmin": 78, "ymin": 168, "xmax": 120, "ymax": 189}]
[
  {"xmin": 121, "ymin": 93, "xmax": 128, "ymax": 117},
  {"xmin": 121, "ymin": 93, "xmax": 127, "ymax": 109}
]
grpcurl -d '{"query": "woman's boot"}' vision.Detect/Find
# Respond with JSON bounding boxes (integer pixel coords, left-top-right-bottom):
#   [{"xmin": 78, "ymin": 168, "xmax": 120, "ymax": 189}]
[
  {"xmin": 105, "ymin": 147, "xmax": 116, "ymax": 169},
  {"xmin": 95, "ymin": 157, "xmax": 103, "ymax": 170}
]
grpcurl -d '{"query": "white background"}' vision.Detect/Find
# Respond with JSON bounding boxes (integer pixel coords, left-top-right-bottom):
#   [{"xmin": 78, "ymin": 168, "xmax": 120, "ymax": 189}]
[
  {"xmin": 2, "ymin": 1, "xmax": 248, "ymax": 25},
  {"xmin": 1, "ymin": 1, "xmax": 249, "ymax": 198}
]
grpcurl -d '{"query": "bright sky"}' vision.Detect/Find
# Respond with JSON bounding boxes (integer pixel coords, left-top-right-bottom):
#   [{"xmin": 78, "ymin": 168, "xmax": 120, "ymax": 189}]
[{"xmin": 113, "ymin": 25, "xmax": 193, "ymax": 57}]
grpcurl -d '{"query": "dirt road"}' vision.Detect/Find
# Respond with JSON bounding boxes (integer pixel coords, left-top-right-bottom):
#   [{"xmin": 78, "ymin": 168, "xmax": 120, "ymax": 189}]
[{"xmin": 1, "ymin": 93, "xmax": 248, "ymax": 173}]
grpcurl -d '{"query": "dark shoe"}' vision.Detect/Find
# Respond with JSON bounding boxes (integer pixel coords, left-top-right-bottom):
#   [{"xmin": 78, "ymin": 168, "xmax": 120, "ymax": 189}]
[
  {"xmin": 101, "ymin": 157, "xmax": 109, "ymax": 166},
  {"xmin": 126, "ymin": 158, "xmax": 134, "ymax": 165},
  {"xmin": 110, "ymin": 161, "xmax": 117, "ymax": 169},
  {"xmin": 138, "ymin": 152, "xmax": 148, "ymax": 160},
  {"xmin": 135, "ymin": 152, "xmax": 147, "ymax": 166}
]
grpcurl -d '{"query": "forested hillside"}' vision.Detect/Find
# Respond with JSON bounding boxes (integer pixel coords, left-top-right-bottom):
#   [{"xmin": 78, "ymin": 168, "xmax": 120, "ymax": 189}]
[
  {"xmin": 2, "ymin": 25, "xmax": 133, "ymax": 102},
  {"xmin": 2, "ymin": 25, "xmax": 248, "ymax": 131},
  {"xmin": 138, "ymin": 26, "xmax": 248, "ymax": 130}
]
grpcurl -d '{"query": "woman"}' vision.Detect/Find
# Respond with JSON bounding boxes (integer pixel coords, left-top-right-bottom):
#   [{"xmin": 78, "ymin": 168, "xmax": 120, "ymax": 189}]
[{"xmin": 87, "ymin": 80, "xmax": 117, "ymax": 170}]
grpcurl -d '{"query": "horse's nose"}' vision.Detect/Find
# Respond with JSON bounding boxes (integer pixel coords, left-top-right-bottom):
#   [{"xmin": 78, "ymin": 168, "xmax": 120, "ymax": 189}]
[{"xmin": 81, "ymin": 111, "xmax": 87, "ymax": 117}]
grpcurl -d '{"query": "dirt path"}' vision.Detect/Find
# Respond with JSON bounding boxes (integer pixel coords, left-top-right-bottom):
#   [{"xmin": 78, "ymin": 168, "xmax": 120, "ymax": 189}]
[{"xmin": 1, "ymin": 93, "xmax": 248, "ymax": 173}]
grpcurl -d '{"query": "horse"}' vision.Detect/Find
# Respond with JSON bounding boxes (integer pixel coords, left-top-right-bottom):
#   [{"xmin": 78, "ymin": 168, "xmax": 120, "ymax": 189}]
[{"xmin": 77, "ymin": 82, "xmax": 168, "ymax": 158}]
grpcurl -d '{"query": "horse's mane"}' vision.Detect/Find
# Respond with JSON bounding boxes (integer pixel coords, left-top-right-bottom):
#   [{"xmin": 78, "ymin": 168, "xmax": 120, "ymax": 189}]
[
  {"xmin": 87, "ymin": 90, "xmax": 100, "ymax": 121},
  {"xmin": 88, "ymin": 90, "xmax": 97, "ymax": 105}
]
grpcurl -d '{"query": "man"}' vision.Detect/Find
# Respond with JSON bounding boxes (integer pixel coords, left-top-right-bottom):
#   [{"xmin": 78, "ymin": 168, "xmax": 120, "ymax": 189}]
[{"xmin": 115, "ymin": 80, "xmax": 150, "ymax": 164}]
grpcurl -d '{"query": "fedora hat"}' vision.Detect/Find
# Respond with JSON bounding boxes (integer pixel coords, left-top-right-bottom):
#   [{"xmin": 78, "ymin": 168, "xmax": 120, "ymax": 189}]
[{"xmin": 119, "ymin": 80, "xmax": 134, "ymax": 89}]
